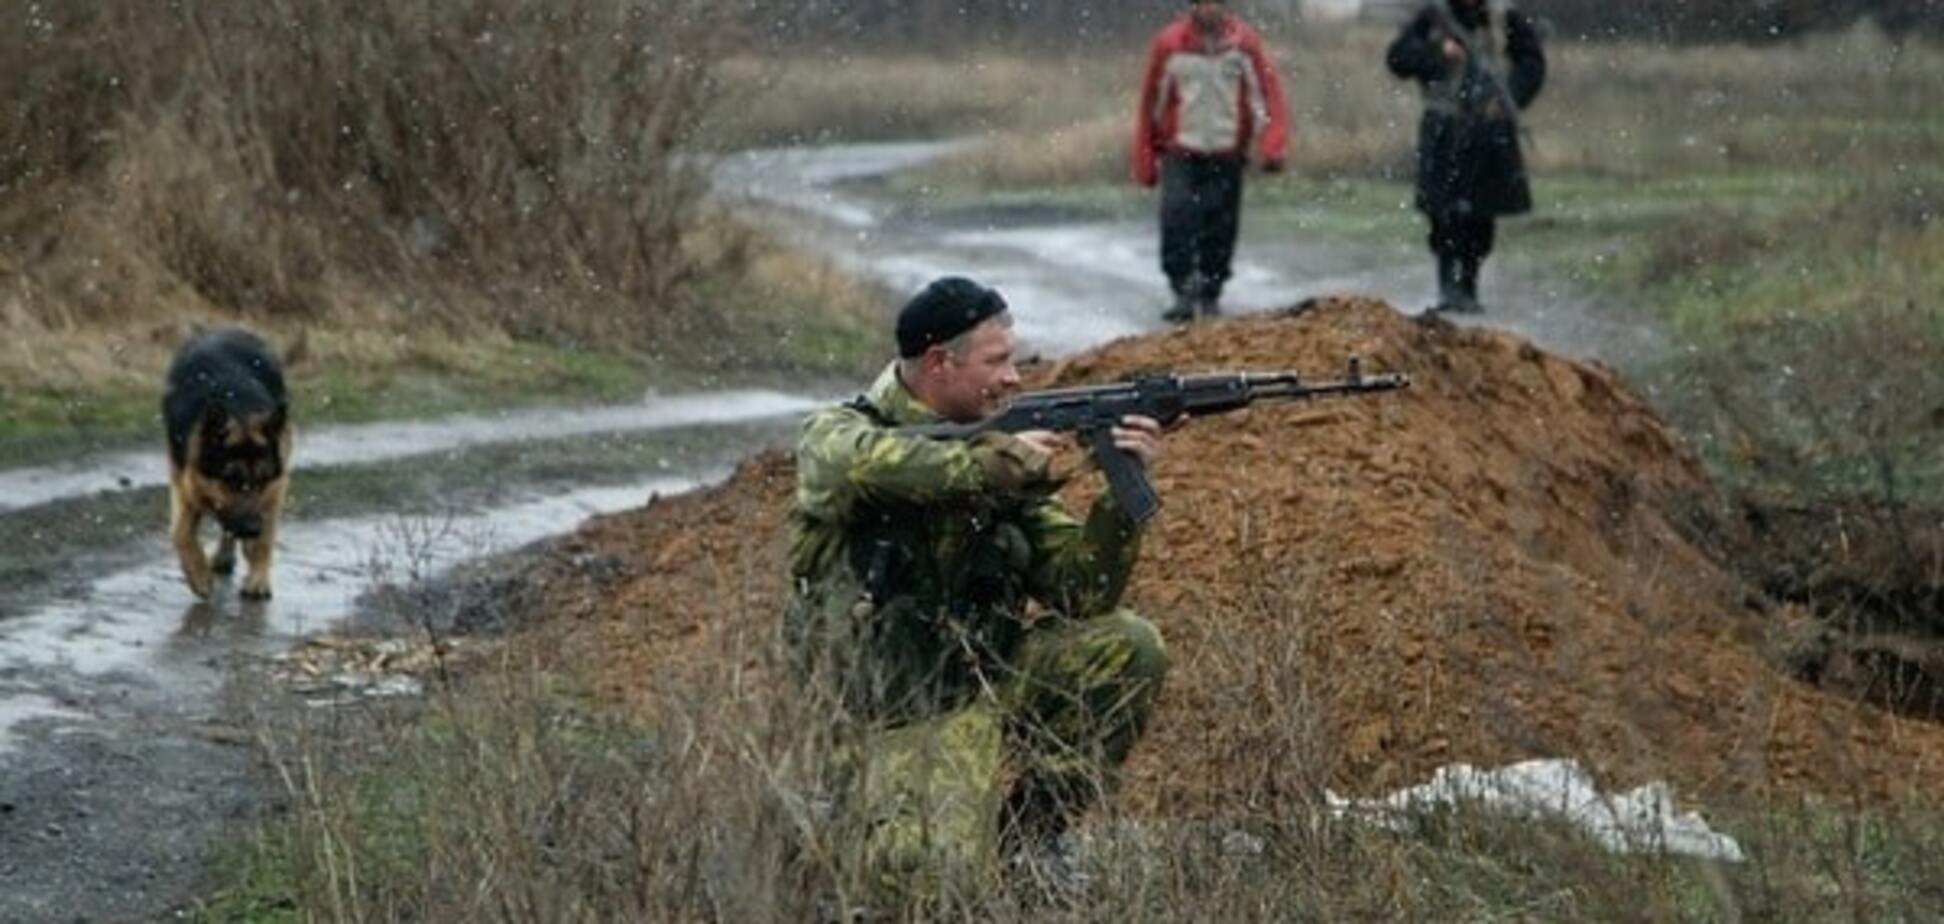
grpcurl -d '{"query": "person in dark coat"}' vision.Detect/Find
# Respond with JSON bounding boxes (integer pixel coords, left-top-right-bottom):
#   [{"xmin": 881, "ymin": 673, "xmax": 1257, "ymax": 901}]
[{"xmin": 1387, "ymin": 0, "xmax": 1545, "ymax": 314}]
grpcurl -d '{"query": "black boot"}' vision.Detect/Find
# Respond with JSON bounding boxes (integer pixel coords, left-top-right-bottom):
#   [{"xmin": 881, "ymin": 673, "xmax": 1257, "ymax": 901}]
[
  {"xmin": 1196, "ymin": 285, "xmax": 1223, "ymax": 318},
  {"xmin": 1002, "ymin": 784, "xmax": 1091, "ymax": 906},
  {"xmin": 1456, "ymin": 256, "xmax": 1484, "ymax": 313},
  {"xmin": 1161, "ymin": 291, "xmax": 1196, "ymax": 323},
  {"xmin": 1161, "ymin": 275, "xmax": 1198, "ymax": 323},
  {"xmin": 1166, "ymin": 272, "xmax": 1213, "ymax": 323},
  {"xmin": 1429, "ymin": 254, "xmax": 1462, "ymax": 313},
  {"xmin": 1001, "ymin": 785, "xmax": 1063, "ymax": 857}
]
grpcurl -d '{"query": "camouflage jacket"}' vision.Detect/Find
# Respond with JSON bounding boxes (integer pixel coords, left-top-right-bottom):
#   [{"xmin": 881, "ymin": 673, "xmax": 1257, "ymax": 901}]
[{"xmin": 785, "ymin": 362, "xmax": 1143, "ymax": 722}]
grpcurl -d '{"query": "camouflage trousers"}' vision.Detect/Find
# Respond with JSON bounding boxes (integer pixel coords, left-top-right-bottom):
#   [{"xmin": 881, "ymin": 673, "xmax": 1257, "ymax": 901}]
[{"xmin": 832, "ymin": 608, "xmax": 1167, "ymax": 907}]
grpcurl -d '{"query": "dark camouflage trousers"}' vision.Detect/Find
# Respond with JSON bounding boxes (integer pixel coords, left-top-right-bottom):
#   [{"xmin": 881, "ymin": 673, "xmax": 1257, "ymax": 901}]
[{"xmin": 833, "ymin": 608, "xmax": 1167, "ymax": 906}]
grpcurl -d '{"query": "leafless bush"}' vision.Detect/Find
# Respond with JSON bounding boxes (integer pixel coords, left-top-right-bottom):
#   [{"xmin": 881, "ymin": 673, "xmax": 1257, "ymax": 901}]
[
  {"xmin": 1660, "ymin": 289, "xmax": 1944, "ymax": 659},
  {"xmin": 241, "ymin": 632, "xmax": 814, "ymax": 921},
  {"xmin": 3, "ymin": 0, "xmax": 732, "ymax": 342},
  {"xmin": 0, "ymin": 6, "xmax": 123, "ymax": 190},
  {"xmin": 1685, "ymin": 299, "xmax": 1940, "ymax": 509}
]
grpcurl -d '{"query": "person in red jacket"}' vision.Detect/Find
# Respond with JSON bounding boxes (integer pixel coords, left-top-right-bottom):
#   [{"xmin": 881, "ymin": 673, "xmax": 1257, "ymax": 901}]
[{"xmin": 1133, "ymin": 0, "xmax": 1290, "ymax": 323}]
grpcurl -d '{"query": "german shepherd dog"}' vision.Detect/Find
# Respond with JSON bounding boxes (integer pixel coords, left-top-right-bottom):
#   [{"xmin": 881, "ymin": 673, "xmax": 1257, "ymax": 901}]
[{"xmin": 164, "ymin": 328, "xmax": 293, "ymax": 599}]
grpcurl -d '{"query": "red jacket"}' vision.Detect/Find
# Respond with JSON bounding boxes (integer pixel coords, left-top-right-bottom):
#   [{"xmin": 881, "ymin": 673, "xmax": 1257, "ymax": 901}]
[{"xmin": 1132, "ymin": 13, "xmax": 1291, "ymax": 186}]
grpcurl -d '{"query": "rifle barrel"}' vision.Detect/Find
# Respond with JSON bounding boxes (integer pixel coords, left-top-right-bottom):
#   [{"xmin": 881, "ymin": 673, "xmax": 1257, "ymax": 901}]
[{"xmin": 1245, "ymin": 372, "xmax": 1410, "ymax": 402}]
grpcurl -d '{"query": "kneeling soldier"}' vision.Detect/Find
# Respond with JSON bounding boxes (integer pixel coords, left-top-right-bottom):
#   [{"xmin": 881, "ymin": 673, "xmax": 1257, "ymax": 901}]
[{"xmin": 784, "ymin": 276, "xmax": 1171, "ymax": 910}]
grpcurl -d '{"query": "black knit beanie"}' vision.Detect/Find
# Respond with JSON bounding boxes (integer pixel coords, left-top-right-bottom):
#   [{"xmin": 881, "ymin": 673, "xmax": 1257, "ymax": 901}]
[{"xmin": 895, "ymin": 277, "xmax": 1009, "ymax": 358}]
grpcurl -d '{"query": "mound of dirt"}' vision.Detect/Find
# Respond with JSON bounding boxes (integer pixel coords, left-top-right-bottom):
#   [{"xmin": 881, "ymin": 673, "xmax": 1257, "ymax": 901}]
[{"xmin": 522, "ymin": 297, "xmax": 1944, "ymax": 809}]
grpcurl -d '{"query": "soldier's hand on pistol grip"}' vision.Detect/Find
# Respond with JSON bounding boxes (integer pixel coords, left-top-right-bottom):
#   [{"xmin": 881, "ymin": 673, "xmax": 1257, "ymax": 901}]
[{"xmin": 1111, "ymin": 415, "xmax": 1166, "ymax": 467}]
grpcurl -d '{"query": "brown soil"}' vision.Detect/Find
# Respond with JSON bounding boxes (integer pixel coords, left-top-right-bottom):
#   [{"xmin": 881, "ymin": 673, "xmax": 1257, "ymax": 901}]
[{"xmin": 520, "ymin": 297, "xmax": 1944, "ymax": 811}]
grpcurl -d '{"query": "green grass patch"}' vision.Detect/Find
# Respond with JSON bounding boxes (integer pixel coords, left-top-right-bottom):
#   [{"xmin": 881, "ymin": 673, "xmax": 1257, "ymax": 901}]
[
  {"xmin": 0, "ymin": 257, "xmax": 880, "ymax": 471},
  {"xmin": 191, "ymin": 761, "xmax": 436, "ymax": 923},
  {"xmin": 193, "ymin": 833, "xmax": 306, "ymax": 924},
  {"xmin": 0, "ymin": 340, "xmax": 662, "ymax": 470}
]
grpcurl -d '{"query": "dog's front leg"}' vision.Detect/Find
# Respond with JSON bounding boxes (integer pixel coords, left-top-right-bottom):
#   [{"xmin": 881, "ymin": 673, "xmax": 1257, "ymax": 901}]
[
  {"xmin": 240, "ymin": 481, "xmax": 286, "ymax": 600},
  {"xmin": 212, "ymin": 533, "xmax": 238, "ymax": 575},
  {"xmin": 170, "ymin": 484, "xmax": 214, "ymax": 598}
]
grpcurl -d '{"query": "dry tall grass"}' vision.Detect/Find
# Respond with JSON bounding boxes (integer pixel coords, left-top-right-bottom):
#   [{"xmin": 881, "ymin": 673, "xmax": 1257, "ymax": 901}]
[
  {"xmin": 219, "ymin": 557, "xmax": 1944, "ymax": 922},
  {"xmin": 2, "ymin": 0, "xmax": 729, "ymax": 347}
]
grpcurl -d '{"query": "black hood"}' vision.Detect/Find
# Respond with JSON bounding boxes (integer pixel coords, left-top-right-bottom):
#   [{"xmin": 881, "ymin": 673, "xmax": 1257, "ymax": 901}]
[{"xmin": 1447, "ymin": 0, "xmax": 1489, "ymax": 30}]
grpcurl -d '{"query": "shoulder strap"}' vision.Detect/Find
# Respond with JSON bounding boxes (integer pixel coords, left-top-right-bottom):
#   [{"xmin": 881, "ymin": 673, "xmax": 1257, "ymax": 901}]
[{"xmin": 844, "ymin": 394, "xmax": 896, "ymax": 428}]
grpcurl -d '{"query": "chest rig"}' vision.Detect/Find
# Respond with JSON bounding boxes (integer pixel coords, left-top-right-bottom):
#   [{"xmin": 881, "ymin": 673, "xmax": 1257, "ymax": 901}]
[
  {"xmin": 843, "ymin": 395, "xmax": 1033, "ymax": 615},
  {"xmin": 841, "ymin": 396, "xmax": 1037, "ymax": 675}
]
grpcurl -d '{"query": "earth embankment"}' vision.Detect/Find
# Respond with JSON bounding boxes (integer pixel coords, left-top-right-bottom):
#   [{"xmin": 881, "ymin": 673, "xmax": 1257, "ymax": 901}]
[{"xmin": 515, "ymin": 297, "xmax": 1944, "ymax": 809}]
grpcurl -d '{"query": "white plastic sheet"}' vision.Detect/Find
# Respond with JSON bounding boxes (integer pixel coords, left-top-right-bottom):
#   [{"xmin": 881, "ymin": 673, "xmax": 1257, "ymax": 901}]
[{"xmin": 1326, "ymin": 758, "xmax": 1746, "ymax": 862}]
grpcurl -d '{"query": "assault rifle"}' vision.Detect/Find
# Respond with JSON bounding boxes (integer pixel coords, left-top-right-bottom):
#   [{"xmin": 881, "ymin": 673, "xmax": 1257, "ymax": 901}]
[
  {"xmin": 905, "ymin": 359, "xmax": 1409, "ymax": 524},
  {"xmin": 1428, "ymin": 6, "xmax": 1520, "ymax": 129}
]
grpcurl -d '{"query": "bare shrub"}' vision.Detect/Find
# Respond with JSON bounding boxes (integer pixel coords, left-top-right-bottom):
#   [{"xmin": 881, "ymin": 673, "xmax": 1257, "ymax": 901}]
[
  {"xmin": 3, "ymin": 0, "xmax": 732, "ymax": 344},
  {"xmin": 241, "ymin": 614, "xmax": 814, "ymax": 921},
  {"xmin": 1681, "ymin": 298, "xmax": 1942, "ymax": 508},
  {"xmin": 0, "ymin": 6, "xmax": 124, "ymax": 189}
]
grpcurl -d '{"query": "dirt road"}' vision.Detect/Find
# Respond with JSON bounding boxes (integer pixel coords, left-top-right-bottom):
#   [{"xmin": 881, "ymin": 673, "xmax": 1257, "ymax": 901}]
[{"xmin": 713, "ymin": 141, "xmax": 1666, "ymax": 369}]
